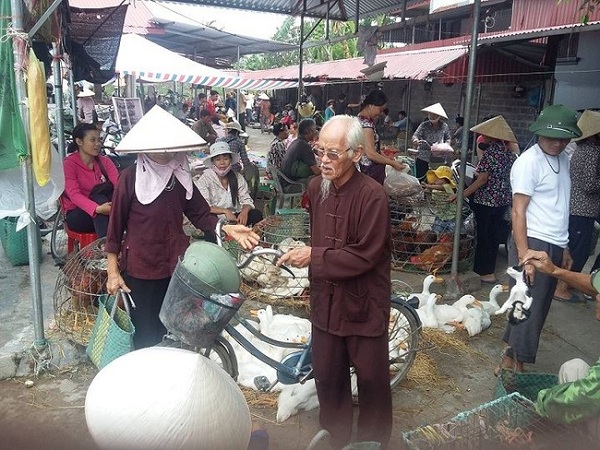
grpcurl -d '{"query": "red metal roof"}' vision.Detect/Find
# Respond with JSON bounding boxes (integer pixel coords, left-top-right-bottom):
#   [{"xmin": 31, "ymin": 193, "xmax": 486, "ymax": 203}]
[
  {"xmin": 511, "ymin": 0, "xmax": 600, "ymax": 31},
  {"xmin": 239, "ymin": 45, "xmax": 468, "ymax": 81}
]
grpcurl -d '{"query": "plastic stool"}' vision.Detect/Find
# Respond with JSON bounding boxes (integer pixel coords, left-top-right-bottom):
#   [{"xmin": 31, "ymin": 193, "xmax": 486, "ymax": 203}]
[{"xmin": 65, "ymin": 225, "xmax": 97, "ymax": 254}]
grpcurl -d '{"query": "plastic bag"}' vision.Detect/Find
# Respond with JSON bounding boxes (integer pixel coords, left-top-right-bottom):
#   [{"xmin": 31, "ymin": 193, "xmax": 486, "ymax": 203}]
[
  {"xmin": 431, "ymin": 142, "xmax": 454, "ymax": 156},
  {"xmin": 384, "ymin": 168, "xmax": 423, "ymax": 198}
]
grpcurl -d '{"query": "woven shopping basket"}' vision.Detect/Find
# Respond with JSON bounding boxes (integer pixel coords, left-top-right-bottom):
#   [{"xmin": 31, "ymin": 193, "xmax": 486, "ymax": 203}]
[
  {"xmin": 86, "ymin": 291, "xmax": 136, "ymax": 370},
  {"xmin": 494, "ymin": 348, "xmax": 558, "ymax": 401}
]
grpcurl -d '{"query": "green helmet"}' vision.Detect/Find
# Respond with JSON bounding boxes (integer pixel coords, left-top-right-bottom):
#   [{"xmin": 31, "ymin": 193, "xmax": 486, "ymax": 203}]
[
  {"xmin": 529, "ymin": 105, "xmax": 582, "ymax": 139},
  {"xmin": 181, "ymin": 241, "xmax": 240, "ymax": 295}
]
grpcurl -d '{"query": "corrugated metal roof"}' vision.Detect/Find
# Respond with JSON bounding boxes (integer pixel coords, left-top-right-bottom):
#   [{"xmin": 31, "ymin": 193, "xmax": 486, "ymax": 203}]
[
  {"xmin": 158, "ymin": 0, "xmax": 421, "ymax": 21},
  {"xmin": 239, "ymin": 45, "xmax": 468, "ymax": 81},
  {"xmin": 476, "ymin": 21, "xmax": 600, "ymax": 44},
  {"xmin": 511, "ymin": 0, "xmax": 600, "ymax": 31}
]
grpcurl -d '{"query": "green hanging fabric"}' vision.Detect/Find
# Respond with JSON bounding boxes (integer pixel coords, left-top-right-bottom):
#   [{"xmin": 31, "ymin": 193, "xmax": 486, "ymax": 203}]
[{"xmin": 0, "ymin": 1, "xmax": 29, "ymax": 170}]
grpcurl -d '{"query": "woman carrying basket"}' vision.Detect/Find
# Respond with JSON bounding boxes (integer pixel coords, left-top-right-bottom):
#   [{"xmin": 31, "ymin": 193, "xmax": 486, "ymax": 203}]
[{"xmin": 105, "ymin": 106, "xmax": 259, "ymax": 350}]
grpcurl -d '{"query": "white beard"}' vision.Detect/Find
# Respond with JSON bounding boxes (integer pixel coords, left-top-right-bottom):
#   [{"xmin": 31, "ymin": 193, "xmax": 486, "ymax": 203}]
[{"xmin": 320, "ymin": 178, "xmax": 332, "ymax": 202}]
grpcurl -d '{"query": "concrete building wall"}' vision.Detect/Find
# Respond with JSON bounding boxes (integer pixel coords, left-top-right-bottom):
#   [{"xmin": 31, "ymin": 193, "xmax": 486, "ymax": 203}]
[{"xmin": 553, "ymin": 30, "xmax": 600, "ymax": 111}]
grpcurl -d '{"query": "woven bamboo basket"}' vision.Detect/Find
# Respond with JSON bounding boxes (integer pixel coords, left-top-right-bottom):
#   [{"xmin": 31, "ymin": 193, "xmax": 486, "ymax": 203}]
[
  {"xmin": 389, "ymin": 195, "xmax": 475, "ymax": 274},
  {"xmin": 53, "ymin": 238, "xmax": 107, "ymax": 345},
  {"xmin": 224, "ymin": 213, "xmax": 311, "ymax": 308}
]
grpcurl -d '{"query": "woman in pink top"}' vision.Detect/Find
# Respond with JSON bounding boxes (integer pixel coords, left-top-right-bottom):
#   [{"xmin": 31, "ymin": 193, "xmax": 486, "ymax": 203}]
[{"xmin": 62, "ymin": 123, "xmax": 119, "ymax": 237}]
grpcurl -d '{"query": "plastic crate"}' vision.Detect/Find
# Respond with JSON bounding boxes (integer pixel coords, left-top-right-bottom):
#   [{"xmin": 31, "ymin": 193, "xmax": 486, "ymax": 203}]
[{"xmin": 0, "ymin": 217, "xmax": 41, "ymax": 266}]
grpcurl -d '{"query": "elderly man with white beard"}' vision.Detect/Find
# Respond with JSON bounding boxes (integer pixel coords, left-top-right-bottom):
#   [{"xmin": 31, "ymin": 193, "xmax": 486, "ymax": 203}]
[{"xmin": 278, "ymin": 115, "xmax": 393, "ymax": 449}]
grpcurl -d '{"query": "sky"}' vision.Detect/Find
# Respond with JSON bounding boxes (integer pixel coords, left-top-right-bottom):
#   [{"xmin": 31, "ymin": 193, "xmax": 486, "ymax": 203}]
[{"xmin": 157, "ymin": 3, "xmax": 288, "ymax": 41}]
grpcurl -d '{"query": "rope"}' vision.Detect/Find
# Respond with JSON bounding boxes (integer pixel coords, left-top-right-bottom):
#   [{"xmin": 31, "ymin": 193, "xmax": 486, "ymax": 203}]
[{"xmin": 0, "ymin": 22, "xmax": 29, "ymax": 44}]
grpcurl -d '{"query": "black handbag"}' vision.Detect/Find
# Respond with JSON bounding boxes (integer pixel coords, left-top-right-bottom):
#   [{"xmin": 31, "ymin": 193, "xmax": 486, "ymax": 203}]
[{"xmin": 89, "ymin": 157, "xmax": 114, "ymax": 199}]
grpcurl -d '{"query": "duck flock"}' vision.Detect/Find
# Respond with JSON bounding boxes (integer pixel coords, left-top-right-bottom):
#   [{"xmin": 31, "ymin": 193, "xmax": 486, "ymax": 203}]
[{"xmin": 228, "ymin": 271, "xmax": 521, "ymax": 423}]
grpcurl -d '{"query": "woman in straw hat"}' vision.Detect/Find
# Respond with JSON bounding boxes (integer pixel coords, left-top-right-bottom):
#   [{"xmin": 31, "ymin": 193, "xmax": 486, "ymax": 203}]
[
  {"xmin": 105, "ymin": 106, "xmax": 259, "ymax": 350},
  {"xmin": 77, "ymin": 86, "xmax": 97, "ymax": 124},
  {"xmin": 554, "ymin": 110, "xmax": 600, "ymax": 302},
  {"xmin": 195, "ymin": 142, "xmax": 263, "ymax": 243},
  {"xmin": 217, "ymin": 120, "xmax": 250, "ymax": 171},
  {"xmin": 450, "ymin": 115, "xmax": 518, "ymax": 283},
  {"xmin": 499, "ymin": 104, "xmax": 582, "ymax": 374},
  {"xmin": 357, "ymin": 90, "xmax": 407, "ymax": 184},
  {"xmin": 411, "ymin": 102, "xmax": 452, "ymax": 179}
]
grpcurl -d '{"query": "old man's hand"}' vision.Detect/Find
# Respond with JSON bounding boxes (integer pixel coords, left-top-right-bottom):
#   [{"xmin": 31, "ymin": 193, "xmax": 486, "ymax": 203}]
[{"xmin": 278, "ymin": 246, "xmax": 312, "ymax": 269}]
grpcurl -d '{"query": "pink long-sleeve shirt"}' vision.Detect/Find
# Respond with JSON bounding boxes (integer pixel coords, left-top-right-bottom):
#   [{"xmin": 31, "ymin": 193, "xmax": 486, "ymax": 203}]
[{"xmin": 62, "ymin": 152, "xmax": 119, "ymax": 217}]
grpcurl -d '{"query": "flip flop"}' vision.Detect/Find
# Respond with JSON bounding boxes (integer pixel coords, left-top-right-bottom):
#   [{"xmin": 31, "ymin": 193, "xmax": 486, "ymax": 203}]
[{"xmin": 553, "ymin": 293, "xmax": 585, "ymax": 304}]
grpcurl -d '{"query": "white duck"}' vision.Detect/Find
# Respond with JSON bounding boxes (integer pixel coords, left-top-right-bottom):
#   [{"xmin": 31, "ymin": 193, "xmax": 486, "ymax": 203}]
[
  {"xmin": 411, "ymin": 274, "xmax": 444, "ymax": 308},
  {"xmin": 276, "ymin": 379, "xmax": 320, "ymax": 423},
  {"xmin": 416, "ymin": 293, "xmax": 440, "ymax": 329},
  {"xmin": 464, "ymin": 302, "xmax": 491, "ymax": 337},
  {"xmin": 481, "ymin": 284, "xmax": 509, "ymax": 315},
  {"xmin": 433, "ymin": 294, "xmax": 479, "ymax": 332},
  {"xmin": 495, "ymin": 266, "xmax": 533, "ymax": 318},
  {"xmin": 255, "ymin": 306, "xmax": 311, "ymax": 343}
]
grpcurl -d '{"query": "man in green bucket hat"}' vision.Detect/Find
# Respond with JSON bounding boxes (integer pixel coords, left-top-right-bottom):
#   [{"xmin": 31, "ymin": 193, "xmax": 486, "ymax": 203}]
[{"xmin": 499, "ymin": 105, "xmax": 582, "ymax": 374}]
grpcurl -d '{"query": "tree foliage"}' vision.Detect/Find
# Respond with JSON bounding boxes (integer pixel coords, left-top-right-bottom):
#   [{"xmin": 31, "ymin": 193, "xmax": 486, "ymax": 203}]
[
  {"xmin": 238, "ymin": 15, "xmax": 397, "ymax": 70},
  {"xmin": 560, "ymin": 0, "xmax": 599, "ymax": 23}
]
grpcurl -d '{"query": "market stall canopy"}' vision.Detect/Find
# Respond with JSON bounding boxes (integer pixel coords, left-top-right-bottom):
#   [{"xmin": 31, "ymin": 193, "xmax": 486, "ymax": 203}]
[
  {"xmin": 115, "ymin": 34, "xmax": 296, "ymax": 90},
  {"xmin": 143, "ymin": 1, "xmax": 296, "ymax": 64},
  {"xmin": 164, "ymin": 0, "xmax": 413, "ymax": 21},
  {"xmin": 240, "ymin": 45, "xmax": 469, "ymax": 82}
]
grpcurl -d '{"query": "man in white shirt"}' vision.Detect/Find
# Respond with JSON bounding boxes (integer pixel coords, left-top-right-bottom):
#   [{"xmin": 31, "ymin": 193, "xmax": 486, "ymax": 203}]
[{"xmin": 501, "ymin": 105, "xmax": 582, "ymax": 373}]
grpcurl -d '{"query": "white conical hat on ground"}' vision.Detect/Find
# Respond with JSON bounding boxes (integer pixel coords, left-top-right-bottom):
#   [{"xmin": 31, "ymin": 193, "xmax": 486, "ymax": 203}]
[
  {"xmin": 470, "ymin": 115, "xmax": 517, "ymax": 143},
  {"xmin": 421, "ymin": 103, "xmax": 448, "ymax": 119},
  {"xmin": 115, "ymin": 105, "xmax": 207, "ymax": 153}
]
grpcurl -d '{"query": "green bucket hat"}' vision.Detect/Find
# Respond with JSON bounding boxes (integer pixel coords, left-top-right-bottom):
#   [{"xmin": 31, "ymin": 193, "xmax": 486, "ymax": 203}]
[{"xmin": 529, "ymin": 105, "xmax": 582, "ymax": 139}]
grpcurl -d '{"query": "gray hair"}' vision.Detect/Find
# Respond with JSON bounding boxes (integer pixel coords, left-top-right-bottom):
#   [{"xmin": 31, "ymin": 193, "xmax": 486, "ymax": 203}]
[{"xmin": 320, "ymin": 115, "xmax": 364, "ymax": 157}]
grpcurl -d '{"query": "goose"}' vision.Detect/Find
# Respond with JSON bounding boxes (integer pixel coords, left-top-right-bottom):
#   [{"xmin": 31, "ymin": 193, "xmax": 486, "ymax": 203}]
[
  {"xmin": 481, "ymin": 284, "xmax": 509, "ymax": 314},
  {"xmin": 410, "ymin": 274, "xmax": 444, "ymax": 308},
  {"xmin": 276, "ymin": 379, "xmax": 320, "ymax": 423},
  {"xmin": 416, "ymin": 293, "xmax": 440, "ymax": 329}
]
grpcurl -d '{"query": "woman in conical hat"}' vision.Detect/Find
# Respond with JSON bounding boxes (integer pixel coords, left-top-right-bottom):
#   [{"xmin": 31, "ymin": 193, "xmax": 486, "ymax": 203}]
[
  {"xmin": 453, "ymin": 115, "xmax": 518, "ymax": 284},
  {"xmin": 104, "ymin": 106, "xmax": 259, "ymax": 350},
  {"xmin": 556, "ymin": 109, "xmax": 600, "ymax": 301},
  {"xmin": 411, "ymin": 102, "xmax": 452, "ymax": 179},
  {"xmin": 475, "ymin": 113, "xmax": 520, "ymax": 158}
]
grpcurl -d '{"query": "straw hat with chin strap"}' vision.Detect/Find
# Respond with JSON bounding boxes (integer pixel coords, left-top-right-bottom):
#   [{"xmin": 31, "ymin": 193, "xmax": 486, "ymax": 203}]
[
  {"xmin": 574, "ymin": 110, "xmax": 600, "ymax": 142},
  {"xmin": 77, "ymin": 88, "xmax": 95, "ymax": 98},
  {"xmin": 470, "ymin": 115, "xmax": 518, "ymax": 143}
]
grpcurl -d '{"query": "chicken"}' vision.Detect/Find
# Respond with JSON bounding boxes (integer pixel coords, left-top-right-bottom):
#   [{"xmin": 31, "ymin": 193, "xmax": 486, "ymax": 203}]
[{"xmin": 409, "ymin": 234, "xmax": 453, "ymax": 272}]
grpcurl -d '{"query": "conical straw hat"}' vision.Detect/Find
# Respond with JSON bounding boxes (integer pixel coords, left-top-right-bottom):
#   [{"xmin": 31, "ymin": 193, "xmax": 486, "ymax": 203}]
[
  {"xmin": 115, "ymin": 105, "xmax": 207, "ymax": 153},
  {"xmin": 574, "ymin": 110, "xmax": 600, "ymax": 142},
  {"xmin": 470, "ymin": 115, "xmax": 517, "ymax": 143},
  {"xmin": 421, "ymin": 103, "xmax": 448, "ymax": 119}
]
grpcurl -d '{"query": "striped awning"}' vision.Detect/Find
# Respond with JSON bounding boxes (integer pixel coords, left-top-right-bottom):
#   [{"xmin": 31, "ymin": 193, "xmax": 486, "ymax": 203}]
[{"xmin": 116, "ymin": 34, "xmax": 296, "ymax": 89}]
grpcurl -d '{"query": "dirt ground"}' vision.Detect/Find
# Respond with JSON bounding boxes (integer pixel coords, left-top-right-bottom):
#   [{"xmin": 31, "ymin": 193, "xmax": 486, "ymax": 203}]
[{"xmin": 1, "ymin": 126, "xmax": 598, "ymax": 449}]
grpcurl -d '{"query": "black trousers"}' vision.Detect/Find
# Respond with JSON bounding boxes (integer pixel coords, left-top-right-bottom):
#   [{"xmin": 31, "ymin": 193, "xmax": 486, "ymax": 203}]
[
  {"xmin": 312, "ymin": 326, "xmax": 392, "ymax": 449},
  {"xmin": 415, "ymin": 158, "xmax": 429, "ymax": 180},
  {"xmin": 472, "ymin": 202, "xmax": 506, "ymax": 276},
  {"xmin": 65, "ymin": 192, "xmax": 110, "ymax": 238},
  {"xmin": 568, "ymin": 214, "xmax": 595, "ymax": 272},
  {"xmin": 504, "ymin": 235, "xmax": 563, "ymax": 363},
  {"xmin": 123, "ymin": 273, "xmax": 170, "ymax": 350},
  {"xmin": 238, "ymin": 112, "xmax": 246, "ymax": 131}
]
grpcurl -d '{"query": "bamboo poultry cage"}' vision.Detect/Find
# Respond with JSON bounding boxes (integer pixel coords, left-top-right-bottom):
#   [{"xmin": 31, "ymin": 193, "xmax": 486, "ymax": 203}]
[
  {"xmin": 224, "ymin": 212, "xmax": 311, "ymax": 308},
  {"xmin": 53, "ymin": 238, "xmax": 107, "ymax": 345},
  {"xmin": 389, "ymin": 195, "xmax": 475, "ymax": 274}
]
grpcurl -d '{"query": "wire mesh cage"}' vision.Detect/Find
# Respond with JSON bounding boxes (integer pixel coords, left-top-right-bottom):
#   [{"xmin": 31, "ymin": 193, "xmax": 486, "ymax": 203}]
[
  {"xmin": 403, "ymin": 393, "xmax": 594, "ymax": 450},
  {"xmin": 389, "ymin": 195, "xmax": 475, "ymax": 274},
  {"xmin": 53, "ymin": 238, "xmax": 107, "ymax": 345},
  {"xmin": 224, "ymin": 213, "xmax": 311, "ymax": 308}
]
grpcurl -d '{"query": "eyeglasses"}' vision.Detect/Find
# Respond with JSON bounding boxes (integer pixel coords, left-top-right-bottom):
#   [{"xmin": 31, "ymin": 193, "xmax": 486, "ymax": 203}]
[{"xmin": 313, "ymin": 147, "xmax": 350, "ymax": 160}]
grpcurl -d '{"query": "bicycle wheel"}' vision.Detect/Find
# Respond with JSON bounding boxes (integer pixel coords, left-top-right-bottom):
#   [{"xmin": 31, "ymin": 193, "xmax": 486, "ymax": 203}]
[
  {"xmin": 388, "ymin": 299, "xmax": 421, "ymax": 389},
  {"xmin": 157, "ymin": 335, "xmax": 236, "ymax": 379},
  {"xmin": 50, "ymin": 211, "xmax": 68, "ymax": 265}
]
